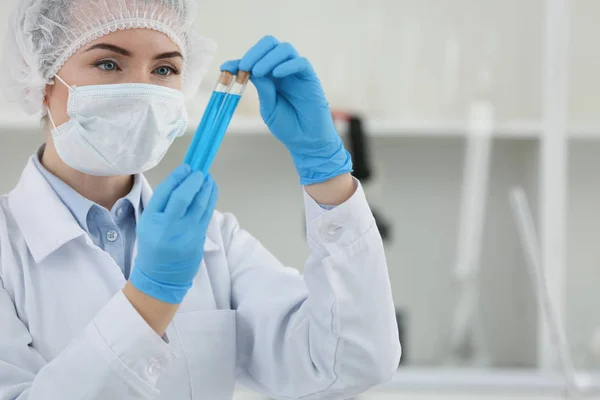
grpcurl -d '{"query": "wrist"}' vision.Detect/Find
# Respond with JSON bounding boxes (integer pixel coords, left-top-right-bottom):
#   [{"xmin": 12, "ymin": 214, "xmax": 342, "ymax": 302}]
[
  {"xmin": 123, "ymin": 282, "xmax": 180, "ymax": 336},
  {"xmin": 304, "ymin": 173, "xmax": 356, "ymax": 206}
]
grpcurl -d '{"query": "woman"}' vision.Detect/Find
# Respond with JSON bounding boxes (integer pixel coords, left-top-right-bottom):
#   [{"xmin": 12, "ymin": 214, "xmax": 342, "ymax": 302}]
[{"xmin": 0, "ymin": 0, "xmax": 400, "ymax": 399}]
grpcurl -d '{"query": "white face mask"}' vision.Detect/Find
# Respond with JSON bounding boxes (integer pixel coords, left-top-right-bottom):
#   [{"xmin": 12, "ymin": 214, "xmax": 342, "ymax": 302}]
[{"xmin": 47, "ymin": 75, "xmax": 188, "ymax": 176}]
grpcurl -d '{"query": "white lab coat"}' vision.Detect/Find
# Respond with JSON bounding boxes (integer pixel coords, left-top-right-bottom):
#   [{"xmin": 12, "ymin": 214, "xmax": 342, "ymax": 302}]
[{"xmin": 0, "ymin": 157, "xmax": 400, "ymax": 400}]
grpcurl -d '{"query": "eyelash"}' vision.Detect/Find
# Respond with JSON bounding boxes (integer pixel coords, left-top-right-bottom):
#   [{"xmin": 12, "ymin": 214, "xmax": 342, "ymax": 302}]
[{"xmin": 93, "ymin": 59, "xmax": 181, "ymax": 76}]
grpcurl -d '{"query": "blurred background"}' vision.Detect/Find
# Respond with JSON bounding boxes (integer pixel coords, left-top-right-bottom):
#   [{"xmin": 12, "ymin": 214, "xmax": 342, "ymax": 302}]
[{"xmin": 1, "ymin": 0, "xmax": 599, "ymax": 399}]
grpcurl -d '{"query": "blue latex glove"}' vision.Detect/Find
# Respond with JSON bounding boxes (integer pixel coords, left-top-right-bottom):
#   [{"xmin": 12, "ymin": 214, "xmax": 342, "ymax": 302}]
[
  {"xmin": 129, "ymin": 164, "xmax": 218, "ymax": 304},
  {"xmin": 221, "ymin": 35, "xmax": 353, "ymax": 185}
]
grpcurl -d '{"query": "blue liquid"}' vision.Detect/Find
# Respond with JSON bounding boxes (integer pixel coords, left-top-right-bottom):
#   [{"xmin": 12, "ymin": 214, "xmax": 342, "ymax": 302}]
[
  {"xmin": 200, "ymin": 93, "xmax": 242, "ymax": 175},
  {"xmin": 184, "ymin": 91, "xmax": 226, "ymax": 169}
]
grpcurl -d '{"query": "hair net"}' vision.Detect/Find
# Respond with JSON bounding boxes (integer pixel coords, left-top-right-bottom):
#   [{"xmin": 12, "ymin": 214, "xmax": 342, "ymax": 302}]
[{"xmin": 2, "ymin": 0, "xmax": 218, "ymax": 116}]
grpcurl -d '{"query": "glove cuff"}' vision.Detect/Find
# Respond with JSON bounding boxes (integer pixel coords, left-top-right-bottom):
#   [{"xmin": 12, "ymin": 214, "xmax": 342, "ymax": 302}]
[
  {"xmin": 129, "ymin": 267, "xmax": 192, "ymax": 305},
  {"xmin": 293, "ymin": 146, "xmax": 354, "ymax": 186}
]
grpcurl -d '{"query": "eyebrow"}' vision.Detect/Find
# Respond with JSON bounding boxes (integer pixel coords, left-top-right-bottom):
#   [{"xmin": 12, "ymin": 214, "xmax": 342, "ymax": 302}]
[
  {"xmin": 153, "ymin": 51, "xmax": 184, "ymax": 61},
  {"xmin": 85, "ymin": 43, "xmax": 132, "ymax": 56},
  {"xmin": 85, "ymin": 44, "xmax": 183, "ymax": 61}
]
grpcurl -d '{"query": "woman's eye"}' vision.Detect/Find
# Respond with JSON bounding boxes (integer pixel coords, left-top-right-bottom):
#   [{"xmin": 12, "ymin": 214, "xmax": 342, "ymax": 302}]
[
  {"xmin": 95, "ymin": 60, "xmax": 118, "ymax": 71},
  {"xmin": 155, "ymin": 66, "xmax": 175, "ymax": 76}
]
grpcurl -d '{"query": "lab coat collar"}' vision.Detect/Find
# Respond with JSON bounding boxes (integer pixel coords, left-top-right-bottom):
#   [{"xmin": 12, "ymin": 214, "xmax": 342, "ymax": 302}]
[
  {"xmin": 9, "ymin": 157, "xmax": 218, "ymax": 263},
  {"xmin": 9, "ymin": 157, "xmax": 87, "ymax": 263}
]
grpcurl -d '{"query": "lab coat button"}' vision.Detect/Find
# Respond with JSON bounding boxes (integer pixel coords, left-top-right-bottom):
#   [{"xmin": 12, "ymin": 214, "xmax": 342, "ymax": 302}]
[
  {"xmin": 324, "ymin": 223, "xmax": 343, "ymax": 240},
  {"xmin": 147, "ymin": 358, "xmax": 162, "ymax": 376},
  {"xmin": 106, "ymin": 230, "xmax": 119, "ymax": 242}
]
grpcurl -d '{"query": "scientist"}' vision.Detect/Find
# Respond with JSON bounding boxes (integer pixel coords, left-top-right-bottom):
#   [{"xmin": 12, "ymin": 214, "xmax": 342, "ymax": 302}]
[{"xmin": 0, "ymin": 0, "xmax": 400, "ymax": 399}]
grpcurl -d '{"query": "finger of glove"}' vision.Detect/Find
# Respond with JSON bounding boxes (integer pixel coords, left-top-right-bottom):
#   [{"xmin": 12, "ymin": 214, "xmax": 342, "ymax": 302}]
[
  {"xmin": 220, "ymin": 59, "xmax": 241, "ymax": 74},
  {"xmin": 187, "ymin": 174, "xmax": 217, "ymax": 221},
  {"xmin": 239, "ymin": 35, "xmax": 280, "ymax": 72},
  {"xmin": 198, "ymin": 180, "xmax": 219, "ymax": 226},
  {"xmin": 252, "ymin": 43, "xmax": 298, "ymax": 77},
  {"xmin": 164, "ymin": 171, "xmax": 206, "ymax": 219},
  {"xmin": 272, "ymin": 57, "xmax": 316, "ymax": 79},
  {"xmin": 146, "ymin": 164, "xmax": 191, "ymax": 214},
  {"xmin": 250, "ymin": 76, "xmax": 277, "ymax": 116}
]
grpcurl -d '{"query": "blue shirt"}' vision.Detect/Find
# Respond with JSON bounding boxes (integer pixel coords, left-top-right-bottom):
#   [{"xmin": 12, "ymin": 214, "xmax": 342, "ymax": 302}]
[{"xmin": 33, "ymin": 148, "xmax": 142, "ymax": 279}]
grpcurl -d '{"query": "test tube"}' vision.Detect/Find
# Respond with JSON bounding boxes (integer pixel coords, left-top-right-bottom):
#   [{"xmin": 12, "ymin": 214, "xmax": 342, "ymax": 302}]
[
  {"xmin": 184, "ymin": 71, "xmax": 233, "ymax": 169},
  {"xmin": 199, "ymin": 71, "xmax": 250, "ymax": 175}
]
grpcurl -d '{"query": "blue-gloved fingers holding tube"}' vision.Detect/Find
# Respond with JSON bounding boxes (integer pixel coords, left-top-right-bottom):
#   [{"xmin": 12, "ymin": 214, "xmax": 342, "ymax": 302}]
[
  {"xmin": 129, "ymin": 164, "xmax": 218, "ymax": 304},
  {"xmin": 220, "ymin": 35, "xmax": 353, "ymax": 186}
]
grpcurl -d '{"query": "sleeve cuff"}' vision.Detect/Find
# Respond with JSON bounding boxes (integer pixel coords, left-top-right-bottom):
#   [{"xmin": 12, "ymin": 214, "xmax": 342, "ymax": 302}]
[
  {"xmin": 303, "ymin": 178, "xmax": 376, "ymax": 254},
  {"xmin": 90, "ymin": 291, "xmax": 176, "ymax": 390}
]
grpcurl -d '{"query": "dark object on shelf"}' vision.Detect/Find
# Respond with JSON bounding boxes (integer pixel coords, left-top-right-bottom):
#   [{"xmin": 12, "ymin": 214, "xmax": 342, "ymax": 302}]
[
  {"xmin": 396, "ymin": 308, "xmax": 407, "ymax": 366},
  {"xmin": 332, "ymin": 111, "xmax": 392, "ymax": 243},
  {"xmin": 346, "ymin": 116, "xmax": 373, "ymax": 181},
  {"xmin": 372, "ymin": 209, "xmax": 391, "ymax": 243}
]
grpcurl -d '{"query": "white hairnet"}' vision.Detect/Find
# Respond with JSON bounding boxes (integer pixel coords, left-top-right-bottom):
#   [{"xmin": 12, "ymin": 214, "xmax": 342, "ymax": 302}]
[{"xmin": 2, "ymin": 0, "xmax": 218, "ymax": 115}]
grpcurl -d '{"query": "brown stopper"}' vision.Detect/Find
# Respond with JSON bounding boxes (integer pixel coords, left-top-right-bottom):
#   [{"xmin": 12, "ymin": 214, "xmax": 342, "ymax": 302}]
[
  {"xmin": 219, "ymin": 71, "xmax": 234, "ymax": 86},
  {"xmin": 236, "ymin": 70, "xmax": 251, "ymax": 85}
]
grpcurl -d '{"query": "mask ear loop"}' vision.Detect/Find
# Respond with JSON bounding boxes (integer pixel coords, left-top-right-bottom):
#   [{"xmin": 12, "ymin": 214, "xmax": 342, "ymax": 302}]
[
  {"xmin": 46, "ymin": 75, "xmax": 73, "ymax": 131},
  {"xmin": 46, "ymin": 106, "xmax": 58, "ymax": 131},
  {"xmin": 53, "ymin": 74, "xmax": 73, "ymax": 90}
]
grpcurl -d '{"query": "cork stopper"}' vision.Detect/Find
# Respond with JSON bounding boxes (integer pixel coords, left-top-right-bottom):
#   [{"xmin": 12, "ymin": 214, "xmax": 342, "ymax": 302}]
[
  {"xmin": 219, "ymin": 71, "xmax": 234, "ymax": 86},
  {"xmin": 236, "ymin": 70, "xmax": 251, "ymax": 85}
]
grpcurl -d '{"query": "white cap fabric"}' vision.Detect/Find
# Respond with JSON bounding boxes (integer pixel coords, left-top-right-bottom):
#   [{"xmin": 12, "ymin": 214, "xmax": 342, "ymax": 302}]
[{"xmin": 2, "ymin": 0, "xmax": 217, "ymax": 116}]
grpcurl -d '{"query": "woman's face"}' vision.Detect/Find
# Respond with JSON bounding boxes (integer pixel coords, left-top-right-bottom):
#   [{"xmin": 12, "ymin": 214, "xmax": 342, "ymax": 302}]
[{"xmin": 45, "ymin": 28, "xmax": 184, "ymax": 128}]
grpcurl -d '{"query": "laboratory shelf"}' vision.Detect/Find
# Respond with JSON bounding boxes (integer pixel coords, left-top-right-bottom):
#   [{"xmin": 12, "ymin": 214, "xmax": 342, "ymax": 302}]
[
  {"xmin": 379, "ymin": 368, "xmax": 600, "ymax": 393},
  {"xmin": 232, "ymin": 368, "xmax": 600, "ymax": 399},
  {"xmin": 1, "ymin": 107, "xmax": 599, "ymax": 139},
  {"xmin": 219, "ymin": 118, "xmax": 600, "ymax": 139}
]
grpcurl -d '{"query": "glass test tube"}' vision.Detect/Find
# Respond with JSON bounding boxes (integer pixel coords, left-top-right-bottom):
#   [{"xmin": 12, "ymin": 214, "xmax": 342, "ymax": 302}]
[
  {"xmin": 184, "ymin": 71, "xmax": 233, "ymax": 170},
  {"xmin": 199, "ymin": 71, "xmax": 250, "ymax": 175}
]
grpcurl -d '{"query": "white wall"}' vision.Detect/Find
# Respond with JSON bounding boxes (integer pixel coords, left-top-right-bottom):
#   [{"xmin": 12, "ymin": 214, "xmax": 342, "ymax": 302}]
[
  {"xmin": 569, "ymin": 0, "xmax": 600, "ymax": 122},
  {"xmin": 195, "ymin": 0, "xmax": 599, "ymax": 124},
  {"xmin": 194, "ymin": 0, "xmax": 543, "ymax": 122}
]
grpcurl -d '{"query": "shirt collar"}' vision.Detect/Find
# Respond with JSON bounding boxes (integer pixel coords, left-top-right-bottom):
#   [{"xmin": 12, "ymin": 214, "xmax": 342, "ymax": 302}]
[
  {"xmin": 33, "ymin": 145, "xmax": 146, "ymax": 230},
  {"xmin": 9, "ymin": 154, "xmax": 219, "ymax": 263},
  {"xmin": 119, "ymin": 173, "xmax": 144, "ymax": 221}
]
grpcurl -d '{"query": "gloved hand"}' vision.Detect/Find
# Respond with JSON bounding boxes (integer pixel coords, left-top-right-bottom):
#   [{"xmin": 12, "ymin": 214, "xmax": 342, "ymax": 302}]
[
  {"xmin": 221, "ymin": 35, "xmax": 353, "ymax": 185},
  {"xmin": 129, "ymin": 164, "xmax": 218, "ymax": 304}
]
